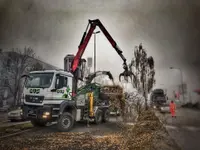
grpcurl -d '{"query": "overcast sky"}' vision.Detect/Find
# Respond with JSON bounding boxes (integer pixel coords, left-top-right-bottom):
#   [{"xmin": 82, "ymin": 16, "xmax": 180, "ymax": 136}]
[{"xmin": 0, "ymin": 0, "xmax": 200, "ymax": 95}]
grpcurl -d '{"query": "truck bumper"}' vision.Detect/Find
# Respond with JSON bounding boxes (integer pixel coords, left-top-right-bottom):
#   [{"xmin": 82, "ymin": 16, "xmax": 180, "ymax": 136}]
[{"xmin": 22, "ymin": 105, "xmax": 53, "ymax": 121}]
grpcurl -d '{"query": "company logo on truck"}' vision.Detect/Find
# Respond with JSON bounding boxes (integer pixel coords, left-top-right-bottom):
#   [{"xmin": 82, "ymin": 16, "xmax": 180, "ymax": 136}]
[
  {"xmin": 57, "ymin": 90, "xmax": 64, "ymax": 94},
  {"xmin": 57, "ymin": 86, "xmax": 71, "ymax": 99},
  {"xmin": 29, "ymin": 89, "xmax": 40, "ymax": 94}
]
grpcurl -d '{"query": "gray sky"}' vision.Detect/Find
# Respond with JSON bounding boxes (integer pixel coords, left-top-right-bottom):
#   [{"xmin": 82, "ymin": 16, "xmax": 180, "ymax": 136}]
[{"xmin": 0, "ymin": 0, "xmax": 200, "ymax": 95}]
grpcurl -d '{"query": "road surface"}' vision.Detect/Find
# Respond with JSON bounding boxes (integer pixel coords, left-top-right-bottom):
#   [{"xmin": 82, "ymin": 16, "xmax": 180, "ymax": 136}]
[
  {"xmin": 0, "ymin": 117, "xmax": 124, "ymax": 149},
  {"xmin": 0, "ymin": 117, "xmax": 122, "ymax": 135},
  {"xmin": 157, "ymin": 108, "xmax": 200, "ymax": 150}
]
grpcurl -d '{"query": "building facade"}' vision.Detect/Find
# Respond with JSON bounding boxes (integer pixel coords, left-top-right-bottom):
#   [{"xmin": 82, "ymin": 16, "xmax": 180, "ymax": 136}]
[{"xmin": 0, "ymin": 50, "xmax": 61, "ymax": 106}]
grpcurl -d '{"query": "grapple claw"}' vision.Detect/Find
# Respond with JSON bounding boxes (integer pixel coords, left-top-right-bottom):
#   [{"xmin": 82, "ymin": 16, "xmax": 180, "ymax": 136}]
[
  {"xmin": 119, "ymin": 70, "xmax": 136, "ymax": 83},
  {"xmin": 119, "ymin": 71, "xmax": 129, "ymax": 82}
]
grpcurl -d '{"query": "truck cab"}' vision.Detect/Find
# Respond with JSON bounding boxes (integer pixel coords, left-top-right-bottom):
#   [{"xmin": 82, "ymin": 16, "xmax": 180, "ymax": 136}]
[
  {"xmin": 22, "ymin": 70, "xmax": 75, "ymax": 127},
  {"xmin": 150, "ymin": 89, "xmax": 167, "ymax": 109},
  {"xmin": 22, "ymin": 69, "xmax": 110, "ymax": 131}
]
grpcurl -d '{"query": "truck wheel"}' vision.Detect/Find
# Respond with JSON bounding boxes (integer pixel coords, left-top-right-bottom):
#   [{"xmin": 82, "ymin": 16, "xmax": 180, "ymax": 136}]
[
  {"xmin": 57, "ymin": 112, "xmax": 74, "ymax": 132},
  {"xmin": 31, "ymin": 119, "xmax": 47, "ymax": 127},
  {"xmin": 103, "ymin": 109, "xmax": 110, "ymax": 123},
  {"xmin": 94, "ymin": 110, "xmax": 103, "ymax": 124}
]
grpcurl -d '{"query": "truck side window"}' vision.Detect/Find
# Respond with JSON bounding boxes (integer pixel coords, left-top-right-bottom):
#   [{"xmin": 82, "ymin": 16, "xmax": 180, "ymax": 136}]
[
  {"xmin": 58, "ymin": 76, "xmax": 68, "ymax": 89},
  {"xmin": 63, "ymin": 77, "xmax": 68, "ymax": 87}
]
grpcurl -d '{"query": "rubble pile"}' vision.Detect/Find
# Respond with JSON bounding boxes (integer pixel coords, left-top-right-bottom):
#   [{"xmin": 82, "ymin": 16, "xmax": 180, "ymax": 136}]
[{"xmin": 120, "ymin": 109, "xmax": 181, "ymax": 150}]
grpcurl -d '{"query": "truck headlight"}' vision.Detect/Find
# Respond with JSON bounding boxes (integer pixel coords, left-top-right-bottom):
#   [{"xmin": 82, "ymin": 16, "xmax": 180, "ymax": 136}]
[
  {"xmin": 44, "ymin": 112, "xmax": 50, "ymax": 116},
  {"xmin": 42, "ymin": 115, "xmax": 48, "ymax": 118}
]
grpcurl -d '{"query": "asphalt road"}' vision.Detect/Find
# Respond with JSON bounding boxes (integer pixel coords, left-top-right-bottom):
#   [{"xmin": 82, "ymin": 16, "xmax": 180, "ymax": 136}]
[{"xmin": 158, "ymin": 108, "xmax": 200, "ymax": 150}]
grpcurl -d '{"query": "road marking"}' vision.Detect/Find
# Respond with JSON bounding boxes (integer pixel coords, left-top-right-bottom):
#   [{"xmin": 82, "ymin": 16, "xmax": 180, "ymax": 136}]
[
  {"xmin": 165, "ymin": 124, "xmax": 200, "ymax": 131},
  {"xmin": 165, "ymin": 125, "xmax": 178, "ymax": 130},
  {"xmin": 183, "ymin": 126, "xmax": 200, "ymax": 131}
]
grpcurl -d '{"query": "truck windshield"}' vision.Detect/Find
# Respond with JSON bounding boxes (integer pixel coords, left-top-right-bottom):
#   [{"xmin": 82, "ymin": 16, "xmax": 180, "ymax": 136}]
[
  {"xmin": 153, "ymin": 89, "xmax": 164, "ymax": 95},
  {"xmin": 25, "ymin": 73, "xmax": 54, "ymax": 88}
]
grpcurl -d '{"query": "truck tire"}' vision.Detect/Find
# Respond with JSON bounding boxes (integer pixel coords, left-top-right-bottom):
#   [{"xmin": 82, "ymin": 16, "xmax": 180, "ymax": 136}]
[
  {"xmin": 57, "ymin": 112, "xmax": 74, "ymax": 132},
  {"xmin": 31, "ymin": 119, "xmax": 47, "ymax": 127},
  {"xmin": 94, "ymin": 109, "xmax": 103, "ymax": 124},
  {"xmin": 102, "ymin": 109, "xmax": 110, "ymax": 123}
]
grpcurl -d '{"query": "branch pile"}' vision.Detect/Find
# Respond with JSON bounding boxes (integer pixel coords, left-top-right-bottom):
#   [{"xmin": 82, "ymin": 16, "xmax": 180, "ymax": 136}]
[
  {"xmin": 120, "ymin": 110, "xmax": 181, "ymax": 150},
  {"xmin": 0, "ymin": 132, "xmax": 123, "ymax": 150},
  {"xmin": 100, "ymin": 85, "xmax": 125, "ymax": 113}
]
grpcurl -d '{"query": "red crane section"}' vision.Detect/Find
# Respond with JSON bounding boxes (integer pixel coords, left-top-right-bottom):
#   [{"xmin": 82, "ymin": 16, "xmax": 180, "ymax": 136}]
[
  {"xmin": 72, "ymin": 19, "xmax": 127, "ymax": 72},
  {"xmin": 71, "ymin": 19, "xmax": 134, "ymax": 82}
]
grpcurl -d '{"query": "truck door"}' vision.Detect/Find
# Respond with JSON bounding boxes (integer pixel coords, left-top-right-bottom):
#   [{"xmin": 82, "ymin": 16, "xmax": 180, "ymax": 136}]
[{"xmin": 54, "ymin": 74, "xmax": 72, "ymax": 100}]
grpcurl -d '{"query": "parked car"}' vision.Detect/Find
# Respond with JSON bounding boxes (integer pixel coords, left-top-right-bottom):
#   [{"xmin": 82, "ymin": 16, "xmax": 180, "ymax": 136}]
[
  {"xmin": 7, "ymin": 107, "xmax": 25, "ymax": 122},
  {"xmin": 159, "ymin": 103, "xmax": 170, "ymax": 113}
]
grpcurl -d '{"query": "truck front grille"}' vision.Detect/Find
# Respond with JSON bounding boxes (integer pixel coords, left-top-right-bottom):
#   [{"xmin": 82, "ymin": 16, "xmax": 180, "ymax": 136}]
[{"xmin": 25, "ymin": 95, "xmax": 44, "ymax": 103}]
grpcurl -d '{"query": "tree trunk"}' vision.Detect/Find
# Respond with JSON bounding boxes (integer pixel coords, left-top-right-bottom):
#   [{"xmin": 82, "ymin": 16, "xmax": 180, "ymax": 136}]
[
  {"xmin": 13, "ymin": 92, "xmax": 17, "ymax": 107},
  {"xmin": 145, "ymin": 96, "xmax": 148, "ymax": 110}
]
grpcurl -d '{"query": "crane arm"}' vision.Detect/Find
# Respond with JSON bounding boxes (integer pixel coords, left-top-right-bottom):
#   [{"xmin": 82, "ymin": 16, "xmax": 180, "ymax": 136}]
[{"xmin": 71, "ymin": 19, "xmax": 128, "ymax": 73}]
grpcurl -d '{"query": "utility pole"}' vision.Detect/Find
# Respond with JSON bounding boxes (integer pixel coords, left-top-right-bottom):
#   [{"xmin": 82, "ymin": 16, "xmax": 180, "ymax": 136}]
[{"xmin": 93, "ymin": 31, "xmax": 100, "ymax": 73}]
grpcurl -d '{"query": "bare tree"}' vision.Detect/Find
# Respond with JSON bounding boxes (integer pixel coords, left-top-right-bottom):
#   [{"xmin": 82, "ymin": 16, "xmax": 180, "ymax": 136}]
[
  {"xmin": 30, "ymin": 62, "xmax": 44, "ymax": 71},
  {"xmin": 0, "ymin": 47, "xmax": 35, "ymax": 106},
  {"xmin": 125, "ymin": 92, "xmax": 145, "ymax": 117},
  {"xmin": 129, "ymin": 44, "xmax": 156, "ymax": 110}
]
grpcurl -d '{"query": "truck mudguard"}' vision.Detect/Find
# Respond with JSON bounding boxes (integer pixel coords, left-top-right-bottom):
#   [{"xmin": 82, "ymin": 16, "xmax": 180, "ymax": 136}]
[{"xmin": 59, "ymin": 100, "xmax": 76, "ymax": 116}]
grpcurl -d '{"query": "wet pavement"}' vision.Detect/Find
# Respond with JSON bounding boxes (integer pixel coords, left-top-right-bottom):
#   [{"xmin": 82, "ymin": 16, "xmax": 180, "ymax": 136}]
[{"xmin": 157, "ymin": 108, "xmax": 200, "ymax": 150}]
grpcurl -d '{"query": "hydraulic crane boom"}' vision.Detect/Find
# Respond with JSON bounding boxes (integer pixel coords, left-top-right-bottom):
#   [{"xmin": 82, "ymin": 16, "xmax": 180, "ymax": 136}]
[{"xmin": 71, "ymin": 19, "xmax": 134, "ymax": 82}]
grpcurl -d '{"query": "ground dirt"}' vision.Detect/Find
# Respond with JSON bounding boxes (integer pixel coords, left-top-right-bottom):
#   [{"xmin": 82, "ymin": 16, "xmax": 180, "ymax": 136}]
[{"xmin": 0, "ymin": 110, "xmax": 181, "ymax": 150}]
